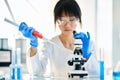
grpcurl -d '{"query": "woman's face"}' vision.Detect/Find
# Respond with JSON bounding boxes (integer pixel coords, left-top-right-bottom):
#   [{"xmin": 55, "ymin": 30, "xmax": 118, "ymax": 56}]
[{"xmin": 57, "ymin": 12, "xmax": 79, "ymax": 36}]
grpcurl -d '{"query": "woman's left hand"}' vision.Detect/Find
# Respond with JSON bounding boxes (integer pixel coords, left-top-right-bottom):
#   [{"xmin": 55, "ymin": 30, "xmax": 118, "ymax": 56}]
[{"xmin": 74, "ymin": 32, "xmax": 92, "ymax": 58}]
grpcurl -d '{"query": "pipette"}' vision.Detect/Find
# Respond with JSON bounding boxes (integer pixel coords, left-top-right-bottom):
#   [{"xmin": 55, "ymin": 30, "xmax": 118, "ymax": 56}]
[
  {"xmin": 4, "ymin": 18, "xmax": 63, "ymax": 49},
  {"xmin": 4, "ymin": 18, "xmax": 60, "ymax": 48},
  {"xmin": 4, "ymin": 18, "xmax": 47, "ymax": 40}
]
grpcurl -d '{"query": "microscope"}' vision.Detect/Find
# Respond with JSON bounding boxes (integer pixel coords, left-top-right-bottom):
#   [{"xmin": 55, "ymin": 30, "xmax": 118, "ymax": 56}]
[{"xmin": 67, "ymin": 31, "xmax": 88, "ymax": 78}]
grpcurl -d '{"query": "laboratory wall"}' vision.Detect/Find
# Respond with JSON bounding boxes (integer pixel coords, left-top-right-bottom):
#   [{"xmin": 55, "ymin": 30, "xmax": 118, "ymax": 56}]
[
  {"xmin": 96, "ymin": 0, "xmax": 112, "ymax": 69},
  {"xmin": 112, "ymin": 0, "xmax": 120, "ymax": 67}
]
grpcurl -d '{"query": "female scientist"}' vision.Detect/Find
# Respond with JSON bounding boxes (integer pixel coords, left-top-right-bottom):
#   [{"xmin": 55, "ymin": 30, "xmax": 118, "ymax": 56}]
[{"xmin": 19, "ymin": 0, "xmax": 100, "ymax": 77}]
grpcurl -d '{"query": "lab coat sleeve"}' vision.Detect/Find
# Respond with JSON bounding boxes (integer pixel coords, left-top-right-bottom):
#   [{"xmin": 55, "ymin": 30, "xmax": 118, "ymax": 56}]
[
  {"xmin": 26, "ymin": 50, "xmax": 42, "ymax": 75},
  {"xmin": 84, "ymin": 41, "xmax": 100, "ymax": 76},
  {"xmin": 26, "ymin": 41, "xmax": 52, "ymax": 75}
]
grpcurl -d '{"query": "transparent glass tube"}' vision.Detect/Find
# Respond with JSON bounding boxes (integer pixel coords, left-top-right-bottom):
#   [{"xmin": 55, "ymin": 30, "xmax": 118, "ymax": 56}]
[
  {"xmin": 99, "ymin": 48, "xmax": 104, "ymax": 79},
  {"xmin": 113, "ymin": 61, "xmax": 120, "ymax": 80},
  {"xmin": 10, "ymin": 49, "xmax": 16, "ymax": 80},
  {"xmin": 15, "ymin": 48, "xmax": 22, "ymax": 80}
]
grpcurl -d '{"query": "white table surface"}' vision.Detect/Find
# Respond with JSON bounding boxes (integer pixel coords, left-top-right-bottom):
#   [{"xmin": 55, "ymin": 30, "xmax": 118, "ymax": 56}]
[{"xmin": 0, "ymin": 65, "xmax": 114, "ymax": 80}]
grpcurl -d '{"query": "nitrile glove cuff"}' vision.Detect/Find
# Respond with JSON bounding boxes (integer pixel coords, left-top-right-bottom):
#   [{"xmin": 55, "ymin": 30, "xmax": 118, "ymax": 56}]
[{"xmin": 83, "ymin": 51, "xmax": 92, "ymax": 58}]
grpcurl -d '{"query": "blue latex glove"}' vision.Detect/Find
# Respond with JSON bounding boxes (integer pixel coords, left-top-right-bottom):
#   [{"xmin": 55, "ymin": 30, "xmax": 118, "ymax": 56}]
[
  {"xmin": 19, "ymin": 22, "xmax": 38, "ymax": 48},
  {"xmin": 74, "ymin": 32, "xmax": 92, "ymax": 58}
]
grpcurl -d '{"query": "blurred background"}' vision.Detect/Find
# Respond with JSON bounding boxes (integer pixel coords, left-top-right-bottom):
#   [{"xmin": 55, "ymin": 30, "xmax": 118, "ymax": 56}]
[{"xmin": 0, "ymin": 0, "xmax": 119, "ymax": 76}]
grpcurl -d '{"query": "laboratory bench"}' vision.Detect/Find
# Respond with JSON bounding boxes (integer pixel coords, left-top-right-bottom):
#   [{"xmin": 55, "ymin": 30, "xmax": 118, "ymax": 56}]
[
  {"xmin": 0, "ymin": 70, "xmax": 114, "ymax": 80},
  {"xmin": 16, "ymin": 75, "xmax": 114, "ymax": 80},
  {"xmin": 0, "ymin": 73, "xmax": 113, "ymax": 80},
  {"xmin": 0, "ymin": 64, "xmax": 118, "ymax": 80}
]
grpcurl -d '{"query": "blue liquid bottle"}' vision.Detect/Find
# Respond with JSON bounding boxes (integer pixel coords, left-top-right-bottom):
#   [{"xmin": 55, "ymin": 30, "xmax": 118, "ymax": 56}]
[
  {"xmin": 99, "ymin": 48, "xmax": 104, "ymax": 79},
  {"xmin": 100, "ymin": 61, "xmax": 104, "ymax": 79},
  {"xmin": 10, "ymin": 50, "xmax": 16, "ymax": 80},
  {"xmin": 15, "ymin": 48, "xmax": 22, "ymax": 80},
  {"xmin": 113, "ymin": 61, "xmax": 120, "ymax": 80}
]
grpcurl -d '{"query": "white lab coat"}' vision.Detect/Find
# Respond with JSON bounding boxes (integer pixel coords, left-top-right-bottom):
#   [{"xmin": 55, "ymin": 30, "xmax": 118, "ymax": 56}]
[{"xmin": 26, "ymin": 36, "xmax": 100, "ymax": 77}]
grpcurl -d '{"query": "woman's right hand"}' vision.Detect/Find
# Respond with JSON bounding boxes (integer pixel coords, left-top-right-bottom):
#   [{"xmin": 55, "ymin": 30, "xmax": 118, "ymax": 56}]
[{"xmin": 19, "ymin": 22, "xmax": 38, "ymax": 48}]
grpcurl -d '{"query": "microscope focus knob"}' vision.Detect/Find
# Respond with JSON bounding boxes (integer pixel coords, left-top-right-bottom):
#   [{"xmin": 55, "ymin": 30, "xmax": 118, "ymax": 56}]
[{"xmin": 68, "ymin": 60, "xmax": 73, "ymax": 66}]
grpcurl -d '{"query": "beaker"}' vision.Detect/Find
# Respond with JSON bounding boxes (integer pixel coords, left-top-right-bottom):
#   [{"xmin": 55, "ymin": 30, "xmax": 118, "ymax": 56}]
[{"xmin": 113, "ymin": 61, "xmax": 120, "ymax": 80}]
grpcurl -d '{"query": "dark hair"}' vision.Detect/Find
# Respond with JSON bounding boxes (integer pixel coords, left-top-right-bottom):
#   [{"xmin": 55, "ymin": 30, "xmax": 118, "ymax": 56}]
[{"xmin": 54, "ymin": 0, "xmax": 82, "ymax": 26}]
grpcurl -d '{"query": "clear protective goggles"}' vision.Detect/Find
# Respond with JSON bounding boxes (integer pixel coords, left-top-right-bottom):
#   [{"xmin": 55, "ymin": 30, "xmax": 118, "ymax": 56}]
[{"xmin": 57, "ymin": 16, "xmax": 79, "ymax": 26}]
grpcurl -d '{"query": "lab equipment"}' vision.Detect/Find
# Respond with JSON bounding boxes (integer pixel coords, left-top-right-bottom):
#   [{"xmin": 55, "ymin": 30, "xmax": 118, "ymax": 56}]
[
  {"xmin": 10, "ymin": 65, "xmax": 15, "ymax": 80},
  {"xmin": 15, "ymin": 48, "xmax": 22, "ymax": 80},
  {"xmin": 113, "ymin": 72, "xmax": 120, "ymax": 80},
  {"xmin": 99, "ymin": 48, "xmax": 104, "ymax": 79},
  {"xmin": 113, "ymin": 61, "xmax": 120, "ymax": 80},
  {"xmin": 10, "ymin": 49, "xmax": 16, "ymax": 80},
  {"xmin": 4, "ymin": 18, "xmax": 43, "ymax": 39},
  {"xmin": 100, "ymin": 61, "xmax": 104, "ymax": 79},
  {"xmin": 4, "ymin": 18, "xmax": 58, "ymax": 47},
  {"xmin": 10, "ymin": 48, "xmax": 22, "ymax": 80},
  {"xmin": 0, "ymin": 49, "xmax": 11, "ymax": 66},
  {"xmin": 74, "ymin": 31, "xmax": 91, "ymax": 58},
  {"xmin": 0, "ymin": 38, "xmax": 8, "ymax": 50},
  {"xmin": 16, "ymin": 39, "xmax": 27, "ymax": 63},
  {"xmin": 67, "ymin": 31, "xmax": 88, "ymax": 78}
]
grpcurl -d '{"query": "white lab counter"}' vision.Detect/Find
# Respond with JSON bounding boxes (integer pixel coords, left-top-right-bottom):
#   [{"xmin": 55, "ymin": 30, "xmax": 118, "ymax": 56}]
[
  {"xmin": 0, "ymin": 73, "xmax": 113, "ymax": 80},
  {"xmin": 22, "ymin": 74, "xmax": 113, "ymax": 80},
  {"xmin": 0, "ymin": 64, "xmax": 115, "ymax": 80}
]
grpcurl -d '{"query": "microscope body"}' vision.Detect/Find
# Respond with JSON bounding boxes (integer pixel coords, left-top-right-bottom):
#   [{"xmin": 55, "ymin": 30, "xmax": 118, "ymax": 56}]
[{"xmin": 67, "ymin": 39, "xmax": 88, "ymax": 78}]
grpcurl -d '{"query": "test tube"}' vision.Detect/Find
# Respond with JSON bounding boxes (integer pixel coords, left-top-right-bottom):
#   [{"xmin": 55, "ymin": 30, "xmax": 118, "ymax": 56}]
[
  {"xmin": 10, "ymin": 49, "xmax": 16, "ymax": 80},
  {"xmin": 99, "ymin": 48, "xmax": 104, "ymax": 79}
]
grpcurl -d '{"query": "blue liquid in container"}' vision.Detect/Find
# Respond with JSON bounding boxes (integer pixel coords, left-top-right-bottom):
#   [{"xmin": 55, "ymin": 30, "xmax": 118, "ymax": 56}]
[
  {"xmin": 100, "ymin": 61, "xmax": 104, "ymax": 79},
  {"xmin": 16, "ymin": 66, "xmax": 22, "ymax": 80},
  {"xmin": 10, "ymin": 65, "xmax": 15, "ymax": 80},
  {"xmin": 113, "ymin": 72, "xmax": 120, "ymax": 80}
]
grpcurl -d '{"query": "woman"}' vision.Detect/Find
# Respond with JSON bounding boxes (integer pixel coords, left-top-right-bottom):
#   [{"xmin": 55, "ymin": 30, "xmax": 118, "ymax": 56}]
[{"xmin": 19, "ymin": 0, "xmax": 99, "ymax": 77}]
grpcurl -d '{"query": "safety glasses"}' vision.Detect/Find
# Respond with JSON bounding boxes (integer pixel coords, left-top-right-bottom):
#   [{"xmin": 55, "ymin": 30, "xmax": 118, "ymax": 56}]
[{"xmin": 57, "ymin": 17, "xmax": 79, "ymax": 26}]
